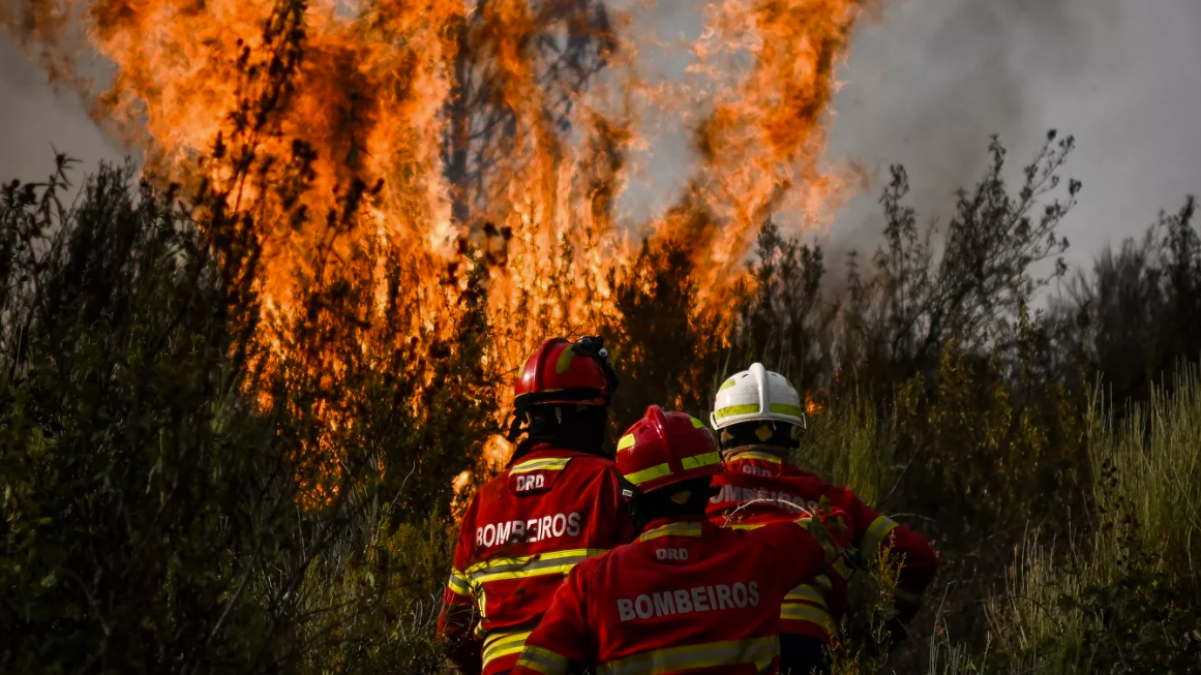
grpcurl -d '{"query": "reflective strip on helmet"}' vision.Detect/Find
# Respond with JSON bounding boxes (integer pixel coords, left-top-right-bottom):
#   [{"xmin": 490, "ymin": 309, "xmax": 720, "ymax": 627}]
[
  {"xmin": 690, "ymin": 416, "xmax": 706, "ymax": 429},
  {"xmin": 713, "ymin": 403, "xmax": 762, "ymax": 420},
  {"xmin": 447, "ymin": 569, "xmax": 472, "ymax": 596},
  {"xmin": 465, "ymin": 548, "xmax": 608, "ymax": 584},
  {"xmin": 770, "ymin": 403, "xmax": 805, "ymax": 418},
  {"xmin": 681, "ymin": 451, "xmax": 722, "ymax": 470},
  {"xmin": 597, "ymin": 635, "xmax": 779, "ymax": 675},
  {"xmin": 781, "ymin": 603, "xmax": 835, "ymax": 634},
  {"xmin": 515, "ymin": 645, "xmax": 570, "ymax": 675},
  {"xmin": 483, "ymin": 631, "xmax": 532, "ymax": 669},
  {"xmin": 617, "ymin": 433, "xmax": 637, "ymax": 452},
  {"xmin": 638, "ymin": 521, "xmax": 703, "ymax": 541},
  {"xmin": 860, "ymin": 515, "xmax": 900, "ymax": 561},
  {"xmin": 623, "ymin": 463, "xmax": 671, "ymax": 486},
  {"xmin": 510, "ymin": 457, "xmax": 572, "ymax": 474},
  {"xmin": 785, "ymin": 584, "xmax": 828, "ymax": 608},
  {"xmin": 555, "ymin": 348, "xmax": 577, "ymax": 374},
  {"xmin": 718, "ymin": 376, "xmax": 739, "ymax": 391}
]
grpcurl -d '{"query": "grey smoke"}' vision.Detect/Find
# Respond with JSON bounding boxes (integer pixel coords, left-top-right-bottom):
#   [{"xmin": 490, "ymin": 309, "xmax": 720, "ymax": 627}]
[
  {"xmin": 825, "ymin": 0, "xmax": 1201, "ymax": 270},
  {"xmin": 0, "ymin": 36, "xmax": 123, "ymax": 187}
]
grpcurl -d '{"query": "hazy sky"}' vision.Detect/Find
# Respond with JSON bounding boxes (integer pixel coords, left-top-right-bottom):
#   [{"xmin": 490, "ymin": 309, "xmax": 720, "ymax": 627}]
[
  {"xmin": 825, "ymin": 0, "xmax": 1201, "ymax": 265},
  {"xmin": 2, "ymin": 0, "xmax": 1199, "ymax": 272}
]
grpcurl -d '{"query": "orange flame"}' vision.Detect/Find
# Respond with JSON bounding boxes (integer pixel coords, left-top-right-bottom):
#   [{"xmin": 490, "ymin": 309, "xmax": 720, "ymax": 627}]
[{"xmin": 4, "ymin": 0, "xmax": 870, "ymax": 488}]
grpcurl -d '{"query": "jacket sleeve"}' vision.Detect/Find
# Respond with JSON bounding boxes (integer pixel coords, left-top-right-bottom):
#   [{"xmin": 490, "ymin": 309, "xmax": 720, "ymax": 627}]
[
  {"xmin": 513, "ymin": 562, "xmax": 593, "ymax": 675},
  {"xmin": 762, "ymin": 507, "xmax": 851, "ymax": 592},
  {"xmin": 844, "ymin": 490, "xmax": 937, "ymax": 601},
  {"xmin": 436, "ymin": 496, "xmax": 484, "ymax": 675}
]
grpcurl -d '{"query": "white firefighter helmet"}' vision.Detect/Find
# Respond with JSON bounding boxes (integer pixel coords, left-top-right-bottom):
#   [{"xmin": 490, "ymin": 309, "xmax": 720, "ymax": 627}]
[{"xmin": 710, "ymin": 363, "xmax": 807, "ymax": 431}]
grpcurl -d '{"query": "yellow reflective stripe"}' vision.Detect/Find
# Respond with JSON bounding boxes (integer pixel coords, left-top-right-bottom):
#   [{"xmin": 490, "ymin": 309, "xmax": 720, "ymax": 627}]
[
  {"xmin": 785, "ymin": 584, "xmax": 828, "ymax": 608},
  {"xmin": 624, "ymin": 463, "xmax": 670, "ymax": 486},
  {"xmin": 617, "ymin": 434, "xmax": 637, "ymax": 452},
  {"xmin": 861, "ymin": 515, "xmax": 900, "ymax": 560},
  {"xmin": 597, "ymin": 635, "xmax": 779, "ymax": 675},
  {"xmin": 729, "ymin": 522, "xmax": 767, "ymax": 531},
  {"xmin": 690, "ymin": 416, "xmax": 706, "ymax": 429},
  {"xmin": 681, "ymin": 451, "xmax": 722, "ymax": 470},
  {"xmin": 813, "ymin": 573, "xmax": 833, "ymax": 593},
  {"xmin": 483, "ymin": 631, "xmax": 531, "ymax": 667},
  {"xmin": 639, "ymin": 521, "xmax": 703, "ymax": 541},
  {"xmin": 483, "ymin": 630, "xmax": 529, "ymax": 649},
  {"xmin": 718, "ymin": 377, "xmax": 738, "ymax": 391},
  {"xmin": 771, "ymin": 403, "xmax": 804, "ymax": 417},
  {"xmin": 510, "ymin": 457, "xmax": 572, "ymax": 474},
  {"xmin": 713, "ymin": 403, "xmax": 761, "ymax": 420},
  {"xmin": 731, "ymin": 451, "xmax": 782, "ymax": 464},
  {"xmin": 516, "ymin": 645, "xmax": 570, "ymax": 675},
  {"xmin": 555, "ymin": 348, "xmax": 576, "ymax": 374},
  {"xmin": 781, "ymin": 604, "xmax": 835, "ymax": 633},
  {"xmin": 447, "ymin": 569, "xmax": 472, "ymax": 596},
  {"xmin": 465, "ymin": 548, "xmax": 607, "ymax": 584}
]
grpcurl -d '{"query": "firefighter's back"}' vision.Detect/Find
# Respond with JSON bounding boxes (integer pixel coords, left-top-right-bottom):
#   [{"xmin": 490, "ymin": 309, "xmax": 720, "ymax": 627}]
[
  {"xmin": 707, "ymin": 451, "xmax": 858, "ymax": 665},
  {"xmin": 451, "ymin": 447, "xmax": 632, "ymax": 673},
  {"xmin": 708, "ymin": 449, "xmax": 937, "ymax": 674},
  {"xmin": 569, "ymin": 517, "xmax": 826, "ymax": 674}
]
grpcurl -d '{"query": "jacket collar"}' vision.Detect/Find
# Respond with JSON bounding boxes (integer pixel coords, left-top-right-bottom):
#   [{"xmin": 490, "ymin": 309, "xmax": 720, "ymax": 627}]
[
  {"xmin": 722, "ymin": 444, "xmax": 811, "ymax": 477},
  {"xmin": 637, "ymin": 514, "xmax": 710, "ymax": 542},
  {"xmin": 505, "ymin": 442, "xmax": 584, "ymax": 468}
]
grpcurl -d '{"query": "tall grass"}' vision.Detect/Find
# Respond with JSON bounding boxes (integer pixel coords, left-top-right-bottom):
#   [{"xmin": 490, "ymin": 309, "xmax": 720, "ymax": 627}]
[
  {"xmin": 934, "ymin": 363, "xmax": 1201, "ymax": 674},
  {"xmin": 802, "ymin": 394, "xmax": 894, "ymax": 509},
  {"xmin": 1089, "ymin": 365, "xmax": 1201, "ymax": 580}
]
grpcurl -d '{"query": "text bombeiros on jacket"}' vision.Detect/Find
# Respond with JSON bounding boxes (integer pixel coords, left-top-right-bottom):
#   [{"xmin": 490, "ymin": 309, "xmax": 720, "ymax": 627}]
[
  {"xmin": 617, "ymin": 580, "xmax": 762, "ymax": 621},
  {"xmin": 475, "ymin": 512, "xmax": 584, "ymax": 548}
]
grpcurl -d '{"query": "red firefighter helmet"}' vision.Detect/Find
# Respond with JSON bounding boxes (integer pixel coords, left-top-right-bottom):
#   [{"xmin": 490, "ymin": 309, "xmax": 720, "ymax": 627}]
[
  {"xmin": 508, "ymin": 336, "xmax": 619, "ymax": 440},
  {"xmin": 616, "ymin": 405, "xmax": 723, "ymax": 493},
  {"xmin": 514, "ymin": 336, "xmax": 615, "ymax": 406}
]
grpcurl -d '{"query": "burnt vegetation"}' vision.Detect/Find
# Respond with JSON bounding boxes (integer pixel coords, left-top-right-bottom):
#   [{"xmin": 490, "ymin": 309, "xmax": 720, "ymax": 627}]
[{"xmin": 2, "ymin": 2, "xmax": 1201, "ymax": 674}]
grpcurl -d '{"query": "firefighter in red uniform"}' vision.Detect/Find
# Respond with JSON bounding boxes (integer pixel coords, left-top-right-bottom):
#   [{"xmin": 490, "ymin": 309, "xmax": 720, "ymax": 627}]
[
  {"xmin": 707, "ymin": 364, "xmax": 938, "ymax": 674},
  {"xmin": 512, "ymin": 405, "xmax": 850, "ymax": 675},
  {"xmin": 436, "ymin": 336, "xmax": 636, "ymax": 675}
]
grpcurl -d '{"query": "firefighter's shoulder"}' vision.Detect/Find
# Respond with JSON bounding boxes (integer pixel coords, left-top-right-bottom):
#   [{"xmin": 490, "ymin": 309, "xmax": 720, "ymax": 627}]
[
  {"xmin": 506, "ymin": 450, "xmax": 619, "ymax": 495},
  {"xmin": 734, "ymin": 516, "xmax": 830, "ymax": 555},
  {"xmin": 507, "ymin": 450, "xmax": 619, "ymax": 476}
]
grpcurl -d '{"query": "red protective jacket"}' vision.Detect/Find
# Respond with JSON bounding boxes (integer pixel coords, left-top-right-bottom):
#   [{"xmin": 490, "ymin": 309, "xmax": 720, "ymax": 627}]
[
  {"xmin": 707, "ymin": 448, "xmax": 938, "ymax": 644},
  {"xmin": 436, "ymin": 445, "xmax": 636, "ymax": 675},
  {"xmin": 511, "ymin": 514, "xmax": 845, "ymax": 675}
]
